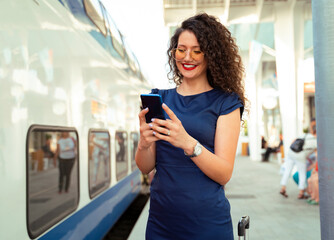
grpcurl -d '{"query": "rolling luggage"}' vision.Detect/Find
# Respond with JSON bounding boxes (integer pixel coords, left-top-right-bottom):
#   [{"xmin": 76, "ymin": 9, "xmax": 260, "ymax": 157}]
[{"xmin": 238, "ymin": 215, "xmax": 250, "ymax": 240}]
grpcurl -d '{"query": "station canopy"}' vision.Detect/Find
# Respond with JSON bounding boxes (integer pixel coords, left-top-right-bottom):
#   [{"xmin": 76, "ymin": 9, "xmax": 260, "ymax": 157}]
[{"xmin": 163, "ymin": 0, "xmax": 312, "ymax": 52}]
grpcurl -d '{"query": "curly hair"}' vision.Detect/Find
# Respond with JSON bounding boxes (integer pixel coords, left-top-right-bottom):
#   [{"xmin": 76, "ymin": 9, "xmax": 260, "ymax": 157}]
[{"xmin": 167, "ymin": 13, "xmax": 247, "ymax": 109}]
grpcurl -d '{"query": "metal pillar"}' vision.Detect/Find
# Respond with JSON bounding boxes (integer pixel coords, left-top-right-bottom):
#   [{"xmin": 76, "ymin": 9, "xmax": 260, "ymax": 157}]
[{"xmin": 312, "ymin": 1, "xmax": 334, "ymax": 239}]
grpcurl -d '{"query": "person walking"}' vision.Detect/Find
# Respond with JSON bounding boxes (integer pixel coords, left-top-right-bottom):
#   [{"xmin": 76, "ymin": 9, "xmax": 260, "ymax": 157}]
[
  {"xmin": 136, "ymin": 13, "xmax": 246, "ymax": 239},
  {"xmin": 279, "ymin": 118, "xmax": 317, "ymax": 199}
]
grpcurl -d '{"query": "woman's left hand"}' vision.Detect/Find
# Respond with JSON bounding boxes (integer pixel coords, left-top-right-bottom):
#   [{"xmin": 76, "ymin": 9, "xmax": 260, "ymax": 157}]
[{"xmin": 149, "ymin": 103, "xmax": 196, "ymax": 152}]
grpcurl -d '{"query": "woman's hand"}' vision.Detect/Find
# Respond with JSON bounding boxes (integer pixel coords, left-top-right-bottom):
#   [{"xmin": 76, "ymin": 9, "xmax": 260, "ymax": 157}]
[
  {"xmin": 138, "ymin": 107, "xmax": 159, "ymax": 150},
  {"xmin": 149, "ymin": 103, "xmax": 197, "ymax": 153}
]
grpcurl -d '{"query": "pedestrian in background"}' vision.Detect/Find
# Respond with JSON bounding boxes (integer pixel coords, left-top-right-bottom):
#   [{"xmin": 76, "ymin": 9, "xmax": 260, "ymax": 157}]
[
  {"xmin": 136, "ymin": 13, "xmax": 246, "ymax": 239},
  {"xmin": 279, "ymin": 118, "xmax": 317, "ymax": 199},
  {"xmin": 307, "ymin": 158, "xmax": 319, "ymax": 205},
  {"xmin": 54, "ymin": 132, "xmax": 77, "ymax": 194}
]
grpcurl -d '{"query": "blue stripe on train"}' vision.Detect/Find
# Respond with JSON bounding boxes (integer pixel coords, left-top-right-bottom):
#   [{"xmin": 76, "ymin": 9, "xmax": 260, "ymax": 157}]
[{"xmin": 39, "ymin": 170, "xmax": 141, "ymax": 240}]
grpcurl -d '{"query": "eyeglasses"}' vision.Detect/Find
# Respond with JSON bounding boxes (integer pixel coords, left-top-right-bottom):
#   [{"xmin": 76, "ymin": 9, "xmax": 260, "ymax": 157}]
[{"xmin": 171, "ymin": 48, "xmax": 204, "ymax": 61}]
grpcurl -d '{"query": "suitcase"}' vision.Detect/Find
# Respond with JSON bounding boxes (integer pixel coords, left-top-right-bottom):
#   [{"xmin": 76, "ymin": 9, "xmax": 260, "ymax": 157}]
[{"xmin": 238, "ymin": 215, "xmax": 250, "ymax": 240}]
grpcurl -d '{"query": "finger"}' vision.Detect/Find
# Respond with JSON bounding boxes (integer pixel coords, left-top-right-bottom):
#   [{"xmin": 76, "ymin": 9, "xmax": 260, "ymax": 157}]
[
  {"xmin": 144, "ymin": 127, "xmax": 161, "ymax": 139},
  {"xmin": 162, "ymin": 103, "xmax": 180, "ymax": 123},
  {"xmin": 143, "ymin": 135, "xmax": 159, "ymax": 143},
  {"xmin": 152, "ymin": 125, "xmax": 170, "ymax": 136},
  {"xmin": 138, "ymin": 107, "xmax": 149, "ymax": 124},
  {"xmin": 153, "ymin": 131, "xmax": 169, "ymax": 141},
  {"xmin": 148, "ymin": 136, "xmax": 160, "ymax": 142},
  {"xmin": 142, "ymin": 124, "xmax": 159, "ymax": 134},
  {"xmin": 151, "ymin": 118, "xmax": 170, "ymax": 129},
  {"xmin": 146, "ymin": 127, "xmax": 155, "ymax": 134},
  {"xmin": 140, "ymin": 122, "xmax": 152, "ymax": 133}
]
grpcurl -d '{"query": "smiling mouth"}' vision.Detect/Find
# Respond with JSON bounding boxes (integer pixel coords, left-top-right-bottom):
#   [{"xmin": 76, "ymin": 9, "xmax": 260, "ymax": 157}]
[{"xmin": 182, "ymin": 64, "xmax": 197, "ymax": 70}]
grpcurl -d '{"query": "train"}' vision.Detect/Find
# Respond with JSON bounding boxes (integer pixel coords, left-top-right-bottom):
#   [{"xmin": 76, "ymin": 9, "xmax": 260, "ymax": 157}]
[{"xmin": 0, "ymin": 0, "xmax": 151, "ymax": 239}]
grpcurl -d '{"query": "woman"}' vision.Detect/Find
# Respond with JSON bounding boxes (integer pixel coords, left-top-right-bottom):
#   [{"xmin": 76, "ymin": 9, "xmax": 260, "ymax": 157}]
[
  {"xmin": 279, "ymin": 119, "xmax": 317, "ymax": 199},
  {"xmin": 55, "ymin": 132, "xmax": 76, "ymax": 194},
  {"xmin": 306, "ymin": 160, "xmax": 319, "ymax": 205},
  {"xmin": 136, "ymin": 13, "xmax": 246, "ymax": 239}
]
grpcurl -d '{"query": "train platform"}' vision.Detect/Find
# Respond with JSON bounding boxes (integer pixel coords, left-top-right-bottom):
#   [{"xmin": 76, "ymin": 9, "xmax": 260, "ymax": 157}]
[{"xmin": 128, "ymin": 155, "xmax": 320, "ymax": 240}]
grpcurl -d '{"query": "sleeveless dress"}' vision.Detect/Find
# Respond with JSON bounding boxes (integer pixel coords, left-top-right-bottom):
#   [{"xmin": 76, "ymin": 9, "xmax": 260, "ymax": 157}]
[{"xmin": 146, "ymin": 88, "xmax": 244, "ymax": 240}]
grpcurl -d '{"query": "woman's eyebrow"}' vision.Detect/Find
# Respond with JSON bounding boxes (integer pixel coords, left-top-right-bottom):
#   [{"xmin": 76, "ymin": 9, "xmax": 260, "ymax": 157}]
[{"xmin": 177, "ymin": 44, "xmax": 201, "ymax": 48}]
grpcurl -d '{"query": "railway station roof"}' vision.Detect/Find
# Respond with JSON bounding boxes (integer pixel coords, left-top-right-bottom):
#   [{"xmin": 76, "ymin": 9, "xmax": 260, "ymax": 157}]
[
  {"xmin": 163, "ymin": 0, "xmax": 311, "ymax": 25},
  {"xmin": 163, "ymin": 0, "xmax": 312, "ymax": 52}
]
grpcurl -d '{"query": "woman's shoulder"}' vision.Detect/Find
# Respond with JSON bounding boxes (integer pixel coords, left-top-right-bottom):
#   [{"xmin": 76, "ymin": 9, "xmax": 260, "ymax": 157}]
[
  {"xmin": 212, "ymin": 88, "xmax": 239, "ymax": 98},
  {"xmin": 208, "ymin": 89, "xmax": 241, "ymax": 105},
  {"xmin": 211, "ymin": 89, "xmax": 244, "ymax": 116},
  {"xmin": 305, "ymin": 133, "xmax": 317, "ymax": 141}
]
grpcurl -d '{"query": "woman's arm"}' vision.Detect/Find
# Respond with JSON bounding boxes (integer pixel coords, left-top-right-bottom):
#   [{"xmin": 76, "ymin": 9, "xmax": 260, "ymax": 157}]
[
  {"xmin": 135, "ymin": 143, "xmax": 156, "ymax": 174},
  {"xmin": 306, "ymin": 150, "xmax": 317, "ymax": 171},
  {"xmin": 54, "ymin": 143, "xmax": 60, "ymax": 167},
  {"xmin": 135, "ymin": 108, "xmax": 158, "ymax": 174},
  {"xmin": 150, "ymin": 104, "xmax": 241, "ymax": 186},
  {"xmin": 191, "ymin": 108, "xmax": 241, "ymax": 185}
]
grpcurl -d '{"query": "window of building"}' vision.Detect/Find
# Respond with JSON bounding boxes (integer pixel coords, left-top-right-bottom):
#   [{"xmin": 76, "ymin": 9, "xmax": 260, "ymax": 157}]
[
  {"xmin": 115, "ymin": 131, "xmax": 128, "ymax": 180},
  {"xmin": 130, "ymin": 132, "xmax": 139, "ymax": 171},
  {"xmin": 27, "ymin": 126, "xmax": 79, "ymax": 238},
  {"xmin": 88, "ymin": 130, "xmax": 111, "ymax": 198}
]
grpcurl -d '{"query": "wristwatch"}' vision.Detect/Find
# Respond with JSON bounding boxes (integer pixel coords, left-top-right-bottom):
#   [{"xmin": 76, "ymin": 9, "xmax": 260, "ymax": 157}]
[{"xmin": 184, "ymin": 141, "xmax": 203, "ymax": 158}]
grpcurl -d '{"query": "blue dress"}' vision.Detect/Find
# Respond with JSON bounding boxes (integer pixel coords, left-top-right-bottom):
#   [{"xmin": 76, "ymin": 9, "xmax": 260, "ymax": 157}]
[{"xmin": 146, "ymin": 88, "xmax": 244, "ymax": 240}]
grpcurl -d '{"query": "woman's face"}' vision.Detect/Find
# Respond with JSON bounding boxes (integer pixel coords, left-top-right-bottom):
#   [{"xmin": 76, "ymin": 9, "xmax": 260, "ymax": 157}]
[
  {"xmin": 175, "ymin": 30, "xmax": 208, "ymax": 82},
  {"xmin": 61, "ymin": 132, "xmax": 69, "ymax": 138}
]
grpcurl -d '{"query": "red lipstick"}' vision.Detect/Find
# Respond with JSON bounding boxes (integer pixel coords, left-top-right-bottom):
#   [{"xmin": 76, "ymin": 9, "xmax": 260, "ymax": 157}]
[{"xmin": 182, "ymin": 64, "xmax": 197, "ymax": 71}]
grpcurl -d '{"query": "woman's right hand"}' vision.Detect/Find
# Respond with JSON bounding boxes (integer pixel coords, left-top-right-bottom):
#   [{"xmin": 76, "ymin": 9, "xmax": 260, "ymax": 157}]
[{"xmin": 138, "ymin": 108, "xmax": 159, "ymax": 150}]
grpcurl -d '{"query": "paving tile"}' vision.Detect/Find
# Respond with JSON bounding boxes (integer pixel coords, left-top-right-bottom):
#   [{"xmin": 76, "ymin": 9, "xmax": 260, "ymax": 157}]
[{"xmin": 228, "ymin": 156, "xmax": 320, "ymax": 240}]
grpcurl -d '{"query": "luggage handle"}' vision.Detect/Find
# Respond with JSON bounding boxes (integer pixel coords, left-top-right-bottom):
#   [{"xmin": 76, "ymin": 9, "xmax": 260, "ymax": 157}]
[{"xmin": 238, "ymin": 215, "xmax": 250, "ymax": 239}]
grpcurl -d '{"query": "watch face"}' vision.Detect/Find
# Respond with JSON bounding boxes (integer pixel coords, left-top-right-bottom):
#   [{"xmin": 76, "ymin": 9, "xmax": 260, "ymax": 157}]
[
  {"xmin": 184, "ymin": 141, "xmax": 202, "ymax": 157},
  {"xmin": 194, "ymin": 143, "xmax": 202, "ymax": 156}
]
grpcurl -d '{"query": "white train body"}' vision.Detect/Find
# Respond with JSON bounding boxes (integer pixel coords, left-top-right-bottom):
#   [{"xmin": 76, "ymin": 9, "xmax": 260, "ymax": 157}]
[{"xmin": 0, "ymin": 0, "xmax": 150, "ymax": 239}]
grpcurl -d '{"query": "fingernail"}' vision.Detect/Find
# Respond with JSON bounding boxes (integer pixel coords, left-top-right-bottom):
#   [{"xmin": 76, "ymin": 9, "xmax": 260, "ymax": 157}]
[
  {"xmin": 149, "ymin": 123, "xmax": 153, "ymax": 128},
  {"xmin": 151, "ymin": 118, "xmax": 155, "ymax": 122},
  {"xmin": 162, "ymin": 103, "xmax": 166, "ymax": 107},
  {"xmin": 145, "ymin": 107, "xmax": 148, "ymax": 111},
  {"xmin": 153, "ymin": 131, "xmax": 156, "ymax": 135}
]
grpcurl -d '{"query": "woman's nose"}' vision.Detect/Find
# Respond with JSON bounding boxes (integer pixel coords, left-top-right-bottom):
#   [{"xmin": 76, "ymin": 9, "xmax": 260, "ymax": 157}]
[{"xmin": 183, "ymin": 50, "xmax": 192, "ymax": 61}]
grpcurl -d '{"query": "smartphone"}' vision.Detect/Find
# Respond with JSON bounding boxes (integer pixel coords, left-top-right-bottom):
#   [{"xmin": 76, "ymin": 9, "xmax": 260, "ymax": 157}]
[{"xmin": 140, "ymin": 94, "xmax": 166, "ymax": 123}]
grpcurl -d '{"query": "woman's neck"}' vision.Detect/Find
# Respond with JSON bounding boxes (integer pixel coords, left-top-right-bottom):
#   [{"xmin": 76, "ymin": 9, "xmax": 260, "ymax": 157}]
[{"xmin": 177, "ymin": 79, "xmax": 212, "ymax": 96}]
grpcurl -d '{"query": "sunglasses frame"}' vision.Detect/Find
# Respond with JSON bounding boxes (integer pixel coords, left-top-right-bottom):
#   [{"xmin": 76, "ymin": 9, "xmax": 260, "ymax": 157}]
[{"xmin": 171, "ymin": 48, "xmax": 205, "ymax": 61}]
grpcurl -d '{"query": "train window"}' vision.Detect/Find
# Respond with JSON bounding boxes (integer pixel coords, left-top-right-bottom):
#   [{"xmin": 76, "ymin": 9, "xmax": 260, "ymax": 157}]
[
  {"xmin": 139, "ymin": 71, "xmax": 145, "ymax": 82},
  {"xmin": 115, "ymin": 131, "xmax": 128, "ymax": 180},
  {"xmin": 105, "ymin": 12, "xmax": 125, "ymax": 58},
  {"xmin": 123, "ymin": 40, "xmax": 139, "ymax": 74},
  {"xmin": 130, "ymin": 132, "xmax": 139, "ymax": 171},
  {"xmin": 83, "ymin": 0, "xmax": 107, "ymax": 36},
  {"xmin": 58, "ymin": 0, "xmax": 71, "ymax": 10},
  {"xmin": 88, "ymin": 130, "xmax": 111, "ymax": 198},
  {"xmin": 133, "ymin": 56, "xmax": 142, "ymax": 79},
  {"xmin": 27, "ymin": 126, "xmax": 79, "ymax": 239}
]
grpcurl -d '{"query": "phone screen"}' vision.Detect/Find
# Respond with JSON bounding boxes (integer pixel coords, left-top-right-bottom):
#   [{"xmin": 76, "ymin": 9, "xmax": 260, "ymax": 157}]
[{"xmin": 140, "ymin": 94, "xmax": 166, "ymax": 123}]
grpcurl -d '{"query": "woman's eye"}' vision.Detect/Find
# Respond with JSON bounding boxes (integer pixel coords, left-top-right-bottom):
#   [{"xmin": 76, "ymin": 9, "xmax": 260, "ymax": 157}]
[{"xmin": 177, "ymin": 49, "xmax": 186, "ymax": 53}]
